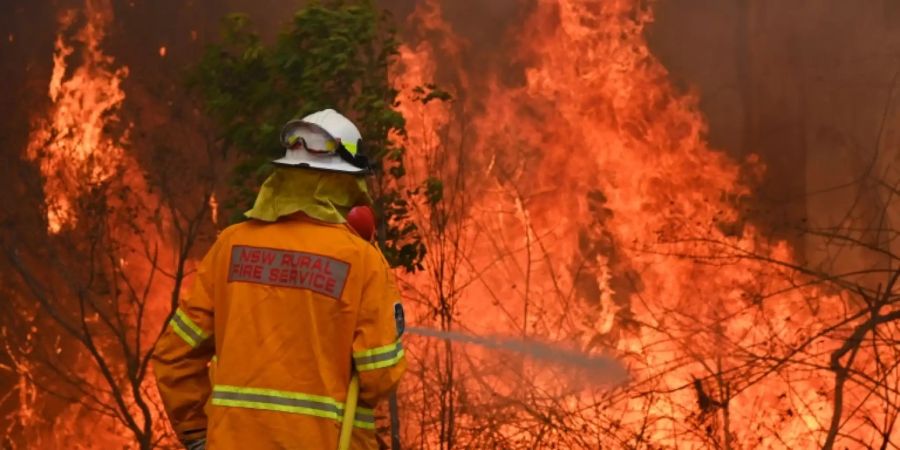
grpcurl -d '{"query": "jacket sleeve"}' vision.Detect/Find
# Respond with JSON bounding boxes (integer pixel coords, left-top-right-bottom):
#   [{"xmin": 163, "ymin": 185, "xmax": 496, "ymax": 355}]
[
  {"xmin": 352, "ymin": 247, "xmax": 407, "ymax": 405},
  {"xmin": 151, "ymin": 239, "xmax": 219, "ymax": 442}
]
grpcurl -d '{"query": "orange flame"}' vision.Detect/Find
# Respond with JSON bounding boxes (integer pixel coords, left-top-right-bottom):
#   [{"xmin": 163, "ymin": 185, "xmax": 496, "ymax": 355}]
[
  {"xmin": 28, "ymin": 1, "xmax": 129, "ymax": 233},
  {"xmin": 209, "ymin": 192, "xmax": 219, "ymax": 225},
  {"xmin": 393, "ymin": 0, "xmax": 886, "ymax": 447},
  {"xmin": 13, "ymin": 0, "xmax": 894, "ymax": 447},
  {"xmin": 19, "ymin": 1, "xmax": 178, "ymax": 447}
]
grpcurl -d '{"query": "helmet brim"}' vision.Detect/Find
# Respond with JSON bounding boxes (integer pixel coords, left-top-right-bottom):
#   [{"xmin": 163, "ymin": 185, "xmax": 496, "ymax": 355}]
[{"xmin": 272, "ymin": 150, "xmax": 369, "ymax": 174}]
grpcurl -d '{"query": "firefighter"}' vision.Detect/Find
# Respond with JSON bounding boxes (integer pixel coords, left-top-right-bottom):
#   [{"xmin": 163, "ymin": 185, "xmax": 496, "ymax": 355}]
[{"xmin": 152, "ymin": 109, "xmax": 407, "ymax": 450}]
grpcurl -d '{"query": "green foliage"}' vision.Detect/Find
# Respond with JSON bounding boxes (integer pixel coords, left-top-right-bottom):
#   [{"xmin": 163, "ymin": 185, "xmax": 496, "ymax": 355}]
[{"xmin": 188, "ymin": 0, "xmax": 426, "ymax": 271}]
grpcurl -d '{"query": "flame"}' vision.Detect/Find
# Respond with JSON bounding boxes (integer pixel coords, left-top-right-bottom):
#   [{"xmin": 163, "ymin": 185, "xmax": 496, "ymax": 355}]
[
  {"xmin": 18, "ymin": 0, "xmax": 179, "ymax": 447},
  {"xmin": 394, "ymin": 0, "xmax": 889, "ymax": 447},
  {"xmin": 28, "ymin": 2, "xmax": 129, "ymax": 233},
  {"xmin": 159, "ymin": 46, "xmax": 167, "ymax": 58},
  {"xmin": 11, "ymin": 0, "xmax": 895, "ymax": 447},
  {"xmin": 209, "ymin": 192, "xmax": 219, "ymax": 225}
]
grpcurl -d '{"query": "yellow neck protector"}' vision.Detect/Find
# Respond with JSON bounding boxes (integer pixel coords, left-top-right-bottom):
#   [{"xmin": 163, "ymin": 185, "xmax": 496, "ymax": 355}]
[{"xmin": 244, "ymin": 168, "xmax": 370, "ymax": 223}]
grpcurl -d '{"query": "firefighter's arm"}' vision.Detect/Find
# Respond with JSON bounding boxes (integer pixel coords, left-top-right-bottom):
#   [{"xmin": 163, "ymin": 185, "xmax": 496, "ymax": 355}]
[
  {"xmin": 151, "ymin": 242, "xmax": 218, "ymax": 443},
  {"xmin": 352, "ymin": 248, "xmax": 407, "ymax": 405}
]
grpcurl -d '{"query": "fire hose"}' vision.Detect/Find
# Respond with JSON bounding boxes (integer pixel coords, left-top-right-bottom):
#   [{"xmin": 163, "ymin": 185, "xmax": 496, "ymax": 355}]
[{"xmin": 338, "ymin": 374, "xmax": 360, "ymax": 450}]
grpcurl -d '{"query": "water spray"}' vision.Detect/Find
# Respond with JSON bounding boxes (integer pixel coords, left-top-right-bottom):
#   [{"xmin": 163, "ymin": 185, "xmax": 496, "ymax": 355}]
[{"xmin": 406, "ymin": 326, "xmax": 629, "ymax": 383}]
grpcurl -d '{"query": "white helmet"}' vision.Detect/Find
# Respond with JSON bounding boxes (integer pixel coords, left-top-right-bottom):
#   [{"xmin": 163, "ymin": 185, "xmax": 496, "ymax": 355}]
[{"xmin": 274, "ymin": 109, "xmax": 370, "ymax": 174}]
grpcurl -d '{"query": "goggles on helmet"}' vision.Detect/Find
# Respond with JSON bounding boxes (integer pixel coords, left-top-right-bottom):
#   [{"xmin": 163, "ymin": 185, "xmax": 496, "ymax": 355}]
[
  {"xmin": 277, "ymin": 119, "xmax": 371, "ymax": 172},
  {"xmin": 281, "ymin": 121, "xmax": 339, "ymax": 153}
]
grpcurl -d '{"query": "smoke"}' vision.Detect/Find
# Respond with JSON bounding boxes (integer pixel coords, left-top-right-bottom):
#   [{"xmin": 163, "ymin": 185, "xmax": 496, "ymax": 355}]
[
  {"xmin": 649, "ymin": 0, "xmax": 900, "ymax": 264},
  {"xmin": 407, "ymin": 327, "xmax": 629, "ymax": 384},
  {"xmin": 380, "ymin": 0, "xmax": 536, "ymax": 96},
  {"xmin": 381, "ymin": 0, "xmax": 532, "ymax": 48}
]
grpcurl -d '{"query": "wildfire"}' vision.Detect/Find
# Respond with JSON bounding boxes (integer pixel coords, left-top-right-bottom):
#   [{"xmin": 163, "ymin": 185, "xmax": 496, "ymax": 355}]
[
  {"xmin": 10, "ymin": 0, "xmax": 896, "ymax": 448},
  {"xmin": 17, "ymin": 0, "xmax": 179, "ymax": 447},
  {"xmin": 393, "ymin": 0, "xmax": 886, "ymax": 448},
  {"xmin": 27, "ymin": 1, "xmax": 131, "ymax": 234}
]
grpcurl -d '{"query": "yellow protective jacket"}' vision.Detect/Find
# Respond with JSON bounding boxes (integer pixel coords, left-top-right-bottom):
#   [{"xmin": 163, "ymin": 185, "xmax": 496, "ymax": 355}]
[{"xmin": 152, "ymin": 214, "xmax": 406, "ymax": 449}]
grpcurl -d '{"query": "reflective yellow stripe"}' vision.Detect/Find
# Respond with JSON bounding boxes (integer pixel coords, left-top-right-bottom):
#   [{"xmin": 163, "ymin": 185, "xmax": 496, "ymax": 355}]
[
  {"xmin": 176, "ymin": 309, "xmax": 208, "ymax": 339},
  {"xmin": 353, "ymin": 340, "xmax": 404, "ymax": 371},
  {"xmin": 168, "ymin": 309, "xmax": 209, "ymax": 348},
  {"xmin": 352, "ymin": 340, "xmax": 402, "ymax": 359},
  {"xmin": 210, "ymin": 385, "xmax": 376, "ymax": 429},
  {"xmin": 170, "ymin": 322, "xmax": 198, "ymax": 347},
  {"xmin": 214, "ymin": 385, "xmax": 342, "ymax": 408},
  {"xmin": 357, "ymin": 349, "xmax": 405, "ymax": 371},
  {"xmin": 214, "ymin": 397, "xmax": 340, "ymax": 420},
  {"xmin": 343, "ymin": 141, "xmax": 357, "ymax": 155},
  {"xmin": 354, "ymin": 406, "xmax": 376, "ymax": 430},
  {"xmin": 212, "ymin": 385, "xmax": 342, "ymax": 420}
]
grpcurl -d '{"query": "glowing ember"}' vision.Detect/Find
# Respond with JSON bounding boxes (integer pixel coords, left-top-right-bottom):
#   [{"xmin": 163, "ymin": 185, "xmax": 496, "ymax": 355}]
[
  {"xmin": 159, "ymin": 46, "xmax": 167, "ymax": 57},
  {"xmin": 209, "ymin": 192, "xmax": 219, "ymax": 225}
]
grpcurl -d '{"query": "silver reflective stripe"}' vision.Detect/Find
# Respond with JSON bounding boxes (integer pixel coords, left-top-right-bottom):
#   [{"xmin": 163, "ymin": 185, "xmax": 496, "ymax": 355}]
[
  {"xmin": 354, "ymin": 343, "xmax": 403, "ymax": 367},
  {"xmin": 354, "ymin": 408, "xmax": 375, "ymax": 426},
  {"xmin": 211, "ymin": 390, "xmax": 341, "ymax": 417},
  {"xmin": 354, "ymin": 409, "xmax": 374, "ymax": 422},
  {"xmin": 171, "ymin": 312, "xmax": 205, "ymax": 346},
  {"xmin": 211, "ymin": 385, "xmax": 376, "ymax": 430}
]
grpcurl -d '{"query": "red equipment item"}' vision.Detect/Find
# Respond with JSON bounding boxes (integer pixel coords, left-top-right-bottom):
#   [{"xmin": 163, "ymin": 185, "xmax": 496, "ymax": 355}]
[{"xmin": 347, "ymin": 205, "xmax": 376, "ymax": 241}]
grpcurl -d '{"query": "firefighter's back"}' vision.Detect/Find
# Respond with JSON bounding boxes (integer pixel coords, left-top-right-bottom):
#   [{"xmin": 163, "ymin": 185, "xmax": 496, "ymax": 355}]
[
  {"xmin": 153, "ymin": 109, "xmax": 407, "ymax": 450},
  {"xmin": 205, "ymin": 215, "xmax": 379, "ymax": 450}
]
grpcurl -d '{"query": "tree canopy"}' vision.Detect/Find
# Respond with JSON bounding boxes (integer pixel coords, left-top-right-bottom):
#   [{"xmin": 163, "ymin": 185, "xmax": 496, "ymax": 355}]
[{"xmin": 189, "ymin": 0, "xmax": 426, "ymax": 271}]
